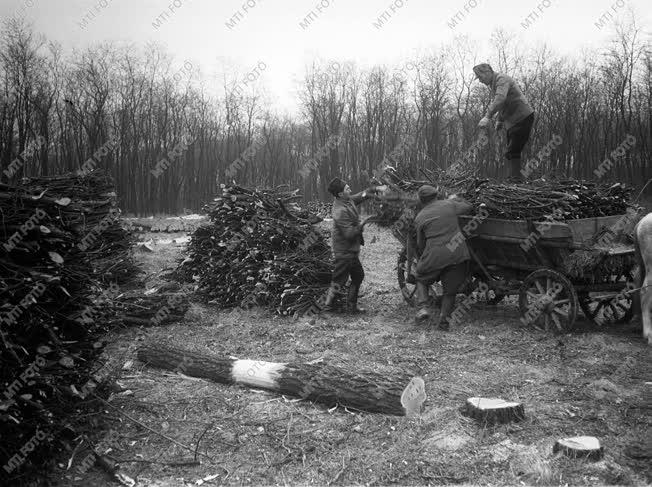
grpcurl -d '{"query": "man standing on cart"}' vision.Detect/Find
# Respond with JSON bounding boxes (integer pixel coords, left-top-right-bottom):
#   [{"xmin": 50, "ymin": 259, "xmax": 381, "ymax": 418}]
[
  {"xmin": 413, "ymin": 185, "xmax": 474, "ymax": 329},
  {"xmin": 473, "ymin": 63, "xmax": 534, "ymax": 182}
]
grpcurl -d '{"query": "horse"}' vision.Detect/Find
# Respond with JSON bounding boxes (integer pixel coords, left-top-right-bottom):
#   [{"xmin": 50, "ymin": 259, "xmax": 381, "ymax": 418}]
[{"xmin": 634, "ymin": 212, "xmax": 652, "ymax": 344}]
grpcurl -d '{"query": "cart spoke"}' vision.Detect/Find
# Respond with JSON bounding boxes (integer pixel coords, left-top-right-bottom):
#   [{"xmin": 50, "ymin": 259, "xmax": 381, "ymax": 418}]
[
  {"xmin": 553, "ymin": 298, "xmax": 570, "ymax": 306},
  {"xmin": 535, "ymin": 281, "xmax": 545, "ymax": 295},
  {"xmin": 526, "ymin": 290, "xmax": 539, "ymax": 301},
  {"xmin": 614, "ymin": 301, "xmax": 628, "ymax": 312},
  {"xmin": 553, "ymin": 307, "xmax": 568, "ymax": 319},
  {"xmin": 551, "ymin": 312, "xmax": 563, "ymax": 331}
]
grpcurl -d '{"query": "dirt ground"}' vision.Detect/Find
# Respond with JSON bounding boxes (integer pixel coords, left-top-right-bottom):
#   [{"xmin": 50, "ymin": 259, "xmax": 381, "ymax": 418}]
[{"xmin": 50, "ymin": 221, "xmax": 651, "ymax": 487}]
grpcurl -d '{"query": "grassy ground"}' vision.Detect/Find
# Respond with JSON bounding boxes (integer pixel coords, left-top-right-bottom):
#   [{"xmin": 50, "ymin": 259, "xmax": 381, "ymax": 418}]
[{"xmin": 51, "ymin": 223, "xmax": 651, "ymax": 486}]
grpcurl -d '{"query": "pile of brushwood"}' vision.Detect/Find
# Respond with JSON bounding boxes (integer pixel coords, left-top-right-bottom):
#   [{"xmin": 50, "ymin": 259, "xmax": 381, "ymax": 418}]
[
  {"xmin": 20, "ymin": 171, "xmax": 141, "ymax": 285},
  {"xmin": 0, "ymin": 170, "xmax": 186, "ymax": 484},
  {"xmin": 366, "ymin": 165, "xmax": 482, "ymax": 227},
  {"xmin": 176, "ymin": 184, "xmax": 332, "ymax": 317},
  {"xmin": 369, "ymin": 166, "xmax": 636, "ymax": 224}
]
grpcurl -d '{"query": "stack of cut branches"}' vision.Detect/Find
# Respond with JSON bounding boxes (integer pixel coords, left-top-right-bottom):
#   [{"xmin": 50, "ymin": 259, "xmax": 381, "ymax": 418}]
[
  {"xmin": 368, "ymin": 166, "xmax": 636, "ymax": 226},
  {"xmin": 115, "ymin": 291, "xmax": 191, "ymax": 326},
  {"xmin": 0, "ymin": 180, "xmax": 114, "ymax": 482},
  {"xmin": 19, "ymin": 170, "xmax": 141, "ymax": 284},
  {"xmin": 463, "ymin": 180, "xmax": 634, "ymax": 220},
  {"xmin": 367, "ymin": 166, "xmax": 487, "ymax": 227},
  {"xmin": 176, "ymin": 185, "xmax": 331, "ymax": 316},
  {"xmin": 0, "ymin": 170, "xmax": 177, "ymax": 484}
]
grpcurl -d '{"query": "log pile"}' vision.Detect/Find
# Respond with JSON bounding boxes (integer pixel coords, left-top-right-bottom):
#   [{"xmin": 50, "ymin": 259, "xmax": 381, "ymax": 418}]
[
  {"xmin": 116, "ymin": 291, "xmax": 191, "ymax": 326},
  {"xmin": 0, "ymin": 181, "xmax": 109, "ymax": 482},
  {"xmin": 0, "ymin": 170, "xmax": 175, "ymax": 484},
  {"xmin": 19, "ymin": 171, "xmax": 141, "ymax": 285},
  {"xmin": 176, "ymin": 185, "xmax": 331, "ymax": 316}
]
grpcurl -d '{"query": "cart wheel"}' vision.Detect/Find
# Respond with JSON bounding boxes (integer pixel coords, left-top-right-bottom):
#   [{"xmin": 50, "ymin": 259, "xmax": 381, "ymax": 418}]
[
  {"xmin": 397, "ymin": 247, "xmax": 440, "ymax": 307},
  {"xmin": 519, "ymin": 269, "xmax": 578, "ymax": 332},
  {"xmin": 578, "ymin": 281, "xmax": 635, "ymax": 326}
]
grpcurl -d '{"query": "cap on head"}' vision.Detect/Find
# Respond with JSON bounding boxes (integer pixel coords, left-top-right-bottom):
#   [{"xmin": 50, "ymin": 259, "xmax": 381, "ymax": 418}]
[
  {"xmin": 472, "ymin": 63, "xmax": 494, "ymax": 77},
  {"xmin": 328, "ymin": 177, "xmax": 346, "ymax": 197},
  {"xmin": 417, "ymin": 185, "xmax": 439, "ymax": 204}
]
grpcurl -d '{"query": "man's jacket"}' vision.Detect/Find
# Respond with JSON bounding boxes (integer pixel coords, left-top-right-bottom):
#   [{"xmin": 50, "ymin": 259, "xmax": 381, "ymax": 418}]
[
  {"xmin": 489, "ymin": 73, "xmax": 534, "ymax": 130},
  {"xmin": 414, "ymin": 198, "xmax": 473, "ymax": 276},
  {"xmin": 331, "ymin": 196, "xmax": 365, "ymax": 257}
]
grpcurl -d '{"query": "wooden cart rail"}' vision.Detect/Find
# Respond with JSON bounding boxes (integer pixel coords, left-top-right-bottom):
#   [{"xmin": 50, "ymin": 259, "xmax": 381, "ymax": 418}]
[{"xmin": 458, "ymin": 213, "xmax": 635, "ymax": 250}]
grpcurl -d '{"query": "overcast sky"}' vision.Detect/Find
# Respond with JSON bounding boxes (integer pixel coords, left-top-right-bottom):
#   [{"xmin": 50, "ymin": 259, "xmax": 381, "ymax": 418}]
[{"xmin": 2, "ymin": 0, "xmax": 650, "ymax": 114}]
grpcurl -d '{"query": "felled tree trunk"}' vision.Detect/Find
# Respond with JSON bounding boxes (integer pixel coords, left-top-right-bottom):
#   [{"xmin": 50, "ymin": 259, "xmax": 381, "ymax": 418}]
[{"xmin": 137, "ymin": 344, "xmax": 425, "ymax": 416}]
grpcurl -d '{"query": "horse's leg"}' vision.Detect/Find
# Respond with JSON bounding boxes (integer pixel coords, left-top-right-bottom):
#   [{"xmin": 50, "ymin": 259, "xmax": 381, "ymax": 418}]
[
  {"xmin": 633, "ymin": 222, "xmax": 643, "ymax": 319},
  {"xmin": 635, "ymin": 215, "xmax": 652, "ymax": 344},
  {"xmin": 642, "ymin": 273, "xmax": 652, "ymax": 344}
]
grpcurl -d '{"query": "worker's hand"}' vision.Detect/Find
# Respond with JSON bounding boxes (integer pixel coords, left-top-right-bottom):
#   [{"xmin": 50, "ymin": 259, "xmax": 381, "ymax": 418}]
[
  {"xmin": 447, "ymin": 193, "xmax": 458, "ymax": 200},
  {"xmin": 478, "ymin": 116, "xmax": 490, "ymax": 128},
  {"xmin": 494, "ymin": 120, "xmax": 503, "ymax": 131}
]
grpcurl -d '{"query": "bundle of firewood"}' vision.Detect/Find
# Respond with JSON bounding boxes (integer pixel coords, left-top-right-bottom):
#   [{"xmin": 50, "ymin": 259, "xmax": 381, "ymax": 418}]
[
  {"xmin": 116, "ymin": 291, "xmax": 191, "ymax": 326},
  {"xmin": 176, "ymin": 185, "xmax": 331, "ymax": 316},
  {"xmin": 0, "ymin": 184, "xmax": 109, "ymax": 481},
  {"xmin": 464, "ymin": 180, "xmax": 634, "ymax": 220},
  {"xmin": 0, "ymin": 170, "xmax": 171, "ymax": 484},
  {"xmin": 18, "ymin": 170, "xmax": 141, "ymax": 284},
  {"xmin": 369, "ymin": 166, "xmax": 636, "ymax": 225}
]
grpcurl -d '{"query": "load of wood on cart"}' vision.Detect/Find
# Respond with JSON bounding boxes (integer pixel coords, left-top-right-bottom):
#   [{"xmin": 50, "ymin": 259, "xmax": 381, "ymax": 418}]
[{"xmin": 367, "ymin": 167, "xmax": 644, "ymax": 333}]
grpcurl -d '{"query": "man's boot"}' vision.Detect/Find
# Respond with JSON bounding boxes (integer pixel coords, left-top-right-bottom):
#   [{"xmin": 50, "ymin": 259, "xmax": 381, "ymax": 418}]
[
  {"xmin": 346, "ymin": 284, "xmax": 366, "ymax": 314},
  {"xmin": 415, "ymin": 282, "xmax": 431, "ymax": 324},
  {"xmin": 508, "ymin": 158, "xmax": 523, "ymax": 183},
  {"xmin": 322, "ymin": 285, "xmax": 339, "ymax": 313},
  {"xmin": 437, "ymin": 294, "xmax": 456, "ymax": 331}
]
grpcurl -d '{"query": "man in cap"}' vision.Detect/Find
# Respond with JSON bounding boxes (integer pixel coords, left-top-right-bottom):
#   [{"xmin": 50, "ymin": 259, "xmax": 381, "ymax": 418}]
[
  {"xmin": 323, "ymin": 178, "xmax": 380, "ymax": 313},
  {"xmin": 413, "ymin": 185, "xmax": 473, "ymax": 330},
  {"xmin": 473, "ymin": 63, "xmax": 534, "ymax": 182}
]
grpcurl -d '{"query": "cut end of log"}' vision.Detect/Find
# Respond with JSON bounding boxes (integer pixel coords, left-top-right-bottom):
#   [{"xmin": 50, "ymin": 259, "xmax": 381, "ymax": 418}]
[
  {"xmin": 400, "ymin": 377, "xmax": 426, "ymax": 417},
  {"xmin": 553, "ymin": 436, "xmax": 604, "ymax": 460},
  {"xmin": 463, "ymin": 397, "xmax": 525, "ymax": 424}
]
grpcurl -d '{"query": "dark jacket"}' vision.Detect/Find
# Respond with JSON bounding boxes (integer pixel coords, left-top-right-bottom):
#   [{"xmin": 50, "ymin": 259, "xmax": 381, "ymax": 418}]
[
  {"xmin": 414, "ymin": 197, "xmax": 473, "ymax": 277},
  {"xmin": 331, "ymin": 194, "xmax": 365, "ymax": 257}
]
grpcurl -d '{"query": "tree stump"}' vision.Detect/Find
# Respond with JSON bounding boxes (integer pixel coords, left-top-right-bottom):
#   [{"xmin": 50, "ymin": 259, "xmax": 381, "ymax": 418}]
[
  {"xmin": 463, "ymin": 397, "xmax": 525, "ymax": 424},
  {"xmin": 553, "ymin": 436, "xmax": 604, "ymax": 460},
  {"xmin": 137, "ymin": 344, "xmax": 426, "ymax": 416}
]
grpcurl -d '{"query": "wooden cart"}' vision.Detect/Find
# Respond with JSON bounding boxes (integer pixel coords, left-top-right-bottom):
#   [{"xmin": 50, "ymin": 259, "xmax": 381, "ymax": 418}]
[{"xmin": 395, "ymin": 213, "xmax": 639, "ymax": 332}]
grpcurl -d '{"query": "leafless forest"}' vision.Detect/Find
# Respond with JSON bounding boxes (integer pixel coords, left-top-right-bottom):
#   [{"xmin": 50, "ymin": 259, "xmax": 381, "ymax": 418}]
[{"xmin": 0, "ymin": 19, "xmax": 650, "ymax": 215}]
